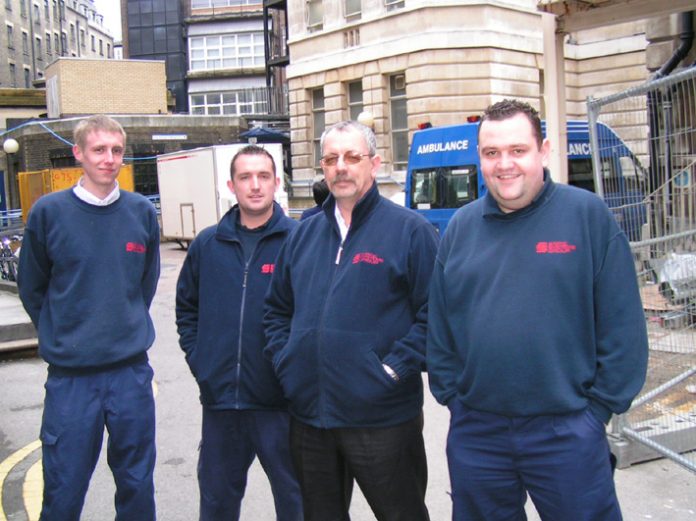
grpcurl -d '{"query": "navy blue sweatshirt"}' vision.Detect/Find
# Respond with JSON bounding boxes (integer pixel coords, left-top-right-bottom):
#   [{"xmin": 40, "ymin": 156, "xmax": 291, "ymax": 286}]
[
  {"xmin": 176, "ymin": 203, "xmax": 297, "ymax": 410},
  {"xmin": 427, "ymin": 175, "xmax": 648, "ymax": 423},
  {"xmin": 18, "ymin": 189, "xmax": 160, "ymax": 369},
  {"xmin": 264, "ymin": 183, "xmax": 439, "ymax": 428}
]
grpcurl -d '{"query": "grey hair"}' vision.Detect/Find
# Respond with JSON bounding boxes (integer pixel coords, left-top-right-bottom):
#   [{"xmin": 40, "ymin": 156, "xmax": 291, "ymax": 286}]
[{"xmin": 320, "ymin": 121, "xmax": 377, "ymax": 156}]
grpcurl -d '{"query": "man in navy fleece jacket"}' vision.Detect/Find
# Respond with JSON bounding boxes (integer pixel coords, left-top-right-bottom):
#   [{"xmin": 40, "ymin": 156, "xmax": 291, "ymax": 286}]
[
  {"xmin": 427, "ymin": 99, "xmax": 648, "ymax": 521},
  {"xmin": 17, "ymin": 115, "xmax": 160, "ymax": 521},
  {"xmin": 176, "ymin": 145, "xmax": 301, "ymax": 521},
  {"xmin": 264, "ymin": 121, "xmax": 438, "ymax": 521}
]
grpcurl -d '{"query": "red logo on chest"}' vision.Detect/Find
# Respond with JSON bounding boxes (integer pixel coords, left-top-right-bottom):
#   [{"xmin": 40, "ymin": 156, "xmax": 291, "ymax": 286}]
[
  {"xmin": 261, "ymin": 263, "xmax": 275, "ymax": 274},
  {"xmin": 126, "ymin": 242, "xmax": 146, "ymax": 253},
  {"xmin": 352, "ymin": 252, "xmax": 384, "ymax": 265},
  {"xmin": 536, "ymin": 241, "xmax": 577, "ymax": 254}
]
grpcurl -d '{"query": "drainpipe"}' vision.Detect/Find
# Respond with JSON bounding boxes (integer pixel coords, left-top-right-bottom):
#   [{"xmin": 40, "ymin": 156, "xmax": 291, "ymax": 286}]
[{"xmin": 656, "ymin": 12, "xmax": 694, "ymax": 79}]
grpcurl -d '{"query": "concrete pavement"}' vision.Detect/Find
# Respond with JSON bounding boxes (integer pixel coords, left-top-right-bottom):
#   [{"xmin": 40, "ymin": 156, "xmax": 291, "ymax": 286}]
[{"xmin": 0, "ymin": 283, "xmax": 37, "ymax": 352}]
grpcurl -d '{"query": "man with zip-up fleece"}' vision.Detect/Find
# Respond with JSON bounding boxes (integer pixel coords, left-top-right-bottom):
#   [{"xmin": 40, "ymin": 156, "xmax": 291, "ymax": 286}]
[
  {"xmin": 176, "ymin": 145, "xmax": 302, "ymax": 521},
  {"xmin": 264, "ymin": 121, "xmax": 438, "ymax": 521}
]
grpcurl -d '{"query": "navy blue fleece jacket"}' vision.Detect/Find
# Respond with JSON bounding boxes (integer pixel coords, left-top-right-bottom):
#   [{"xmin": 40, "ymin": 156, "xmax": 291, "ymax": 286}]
[
  {"xmin": 176, "ymin": 203, "xmax": 297, "ymax": 410},
  {"xmin": 427, "ymin": 175, "xmax": 648, "ymax": 423},
  {"xmin": 264, "ymin": 182, "xmax": 439, "ymax": 428},
  {"xmin": 17, "ymin": 189, "xmax": 160, "ymax": 369}
]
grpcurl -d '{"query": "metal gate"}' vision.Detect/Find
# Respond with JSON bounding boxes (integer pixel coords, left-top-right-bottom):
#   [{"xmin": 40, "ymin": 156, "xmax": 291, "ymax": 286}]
[{"xmin": 587, "ymin": 66, "xmax": 696, "ymax": 473}]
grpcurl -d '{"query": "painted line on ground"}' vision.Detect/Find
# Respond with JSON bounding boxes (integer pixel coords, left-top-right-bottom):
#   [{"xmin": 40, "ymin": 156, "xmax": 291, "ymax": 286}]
[{"xmin": 0, "ymin": 439, "xmax": 41, "ymax": 521}]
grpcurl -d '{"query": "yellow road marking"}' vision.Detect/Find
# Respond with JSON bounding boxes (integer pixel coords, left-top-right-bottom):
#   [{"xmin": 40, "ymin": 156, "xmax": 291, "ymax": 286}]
[
  {"xmin": 23, "ymin": 459, "xmax": 42, "ymax": 521},
  {"xmin": 0, "ymin": 440, "xmax": 41, "ymax": 521}
]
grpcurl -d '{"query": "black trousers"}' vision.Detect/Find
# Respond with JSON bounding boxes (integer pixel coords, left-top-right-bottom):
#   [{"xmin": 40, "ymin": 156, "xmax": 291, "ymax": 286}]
[{"xmin": 290, "ymin": 413, "xmax": 430, "ymax": 521}]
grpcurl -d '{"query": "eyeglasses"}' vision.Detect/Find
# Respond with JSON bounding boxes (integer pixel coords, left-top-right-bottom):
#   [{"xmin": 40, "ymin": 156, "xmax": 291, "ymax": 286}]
[{"xmin": 320, "ymin": 152, "xmax": 372, "ymax": 167}]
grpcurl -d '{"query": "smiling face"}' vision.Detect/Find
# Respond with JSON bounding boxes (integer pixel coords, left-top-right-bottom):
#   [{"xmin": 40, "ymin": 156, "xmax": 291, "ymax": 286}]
[
  {"xmin": 478, "ymin": 112, "xmax": 550, "ymax": 213},
  {"xmin": 72, "ymin": 130, "xmax": 125, "ymax": 198},
  {"xmin": 227, "ymin": 152, "xmax": 279, "ymax": 227},
  {"xmin": 321, "ymin": 126, "xmax": 381, "ymax": 210}
]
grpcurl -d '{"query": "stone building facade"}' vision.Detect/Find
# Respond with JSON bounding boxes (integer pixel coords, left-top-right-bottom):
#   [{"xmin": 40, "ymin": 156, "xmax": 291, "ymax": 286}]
[
  {"xmin": 285, "ymin": 0, "xmax": 657, "ymax": 198},
  {"xmin": 0, "ymin": 0, "xmax": 114, "ymax": 89}
]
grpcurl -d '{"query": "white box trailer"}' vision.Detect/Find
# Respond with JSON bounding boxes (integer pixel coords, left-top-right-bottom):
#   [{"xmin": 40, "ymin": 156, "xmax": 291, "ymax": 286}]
[{"xmin": 156, "ymin": 144, "xmax": 288, "ymax": 246}]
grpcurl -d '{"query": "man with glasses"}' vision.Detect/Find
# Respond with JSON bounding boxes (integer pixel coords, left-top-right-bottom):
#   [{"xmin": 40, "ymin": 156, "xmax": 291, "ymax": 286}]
[{"xmin": 265, "ymin": 120, "xmax": 438, "ymax": 520}]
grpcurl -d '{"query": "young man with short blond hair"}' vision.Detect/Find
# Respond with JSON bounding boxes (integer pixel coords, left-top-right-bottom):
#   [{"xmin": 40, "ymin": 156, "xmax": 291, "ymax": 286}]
[{"xmin": 18, "ymin": 114, "xmax": 160, "ymax": 521}]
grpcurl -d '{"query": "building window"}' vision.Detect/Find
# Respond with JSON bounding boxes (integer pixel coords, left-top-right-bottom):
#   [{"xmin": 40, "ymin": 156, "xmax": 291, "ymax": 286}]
[
  {"xmin": 35, "ymin": 36, "xmax": 42, "ymax": 58},
  {"xmin": 91, "ymin": 34, "xmax": 95, "ymax": 51},
  {"xmin": 390, "ymin": 73, "xmax": 408, "ymax": 170},
  {"xmin": 189, "ymin": 89, "xmax": 268, "ymax": 116},
  {"xmin": 22, "ymin": 31, "xmax": 29, "ymax": 55},
  {"xmin": 60, "ymin": 31, "xmax": 66, "ymax": 52},
  {"xmin": 52, "ymin": 0, "xmax": 57, "ymax": 19},
  {"xmin": 307, "ymin": 0, "xmax": 323, "ymax": 31},
  {"xmin": 59, "ymin": 0, "xmax": 65, "ymax": 20},
  {"xmin": 24, "ymin": 67, "xmax": 31, "ymax": 87},
  {"xmin": 189, "ymin": 33, "xmax": 265, "ymax": 71},
  {"xmin": 69, "ymin": 23, "xmax": 75, "ymax": 42},
  {"xmin": 345, "ymin": 0, "xmax": 360, "ymax": 19},
  {"xmin": 107, "ymin": 42, "xmax": 111, "ymax": 58},
  {"xmin": 385, "ymin": 0, "xmax": 404, "ymax": 10},
  {"xmin": 312, "ymin": 88, "xmax": 325, "ymax": 169},
  {"xmin": 347, "ymin": 80, "xmax": 363, "ymax": 120},
  {"xmin": 99, "ymin": 39, "xmax": 103, "ymax": 55},
  {"xmin": 79, "ymin": 28, "xmax": 85, "ymax": 47},
  {"xmin": 33, "ymin": 2, "xmax": 40, "ymax": 22},
  {"xmin": 20, "ymin": 0, "xmax": 27, "ymax": 17},
  {"xmin": 9, "ymin": 62, "xmax": 16, "ymax": 86},
  {"xmin": 54, "ymin": 32, "xmax": 59, "ymax": 55},
  {"xmin": 6, "ymin": 24, "xmax": 13, "ymax": 49},
  {"xmin": 4, "ymin": 0, "xmax": 11, "ymax": 11},
  {"xmin": 191, "ymin": 0, "xmax": 259, "ymax": 7},
  {"xmin": 45, "ymin": 31, "xmax": 51, "ymax": 55},
  {"xmin": 44, "ymin": 0, "xmax": 49, "ymax": 18}
]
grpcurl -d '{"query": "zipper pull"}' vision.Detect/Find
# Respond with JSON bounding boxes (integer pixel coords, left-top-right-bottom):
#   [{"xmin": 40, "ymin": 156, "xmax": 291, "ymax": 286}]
[{"xmin": 335, "ymin": 241, "xmax": 344, "ymax": 265}]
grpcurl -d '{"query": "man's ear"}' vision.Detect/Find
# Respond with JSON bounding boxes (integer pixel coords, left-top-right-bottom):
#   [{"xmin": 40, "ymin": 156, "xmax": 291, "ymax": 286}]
[{"xmin": 540, "ymin": 138, "xmax": 551, "ymax": 168}]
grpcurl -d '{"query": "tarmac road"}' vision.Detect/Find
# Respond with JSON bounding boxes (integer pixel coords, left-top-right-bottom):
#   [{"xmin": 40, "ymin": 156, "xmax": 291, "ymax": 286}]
[{"xmin": 0, "ymin": 242, "xmax": 694, "ymax": 520}]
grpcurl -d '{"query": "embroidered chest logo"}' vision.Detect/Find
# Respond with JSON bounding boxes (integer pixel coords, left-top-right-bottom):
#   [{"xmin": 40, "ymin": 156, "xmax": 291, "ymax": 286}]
[
  {"xmin": 126, "ymin": 242, "xmax": 147, "ymax": 254},
  {"xmin": 352, "ymin": 252, "xmax": 384, "ymax": 265},
  {"xmin": 536, "ymin": 241, "xmax": 577, "ymax": 254},
  {"xmin": 261, "ymin": 263, "xmax": 275, "ymax": 274}
]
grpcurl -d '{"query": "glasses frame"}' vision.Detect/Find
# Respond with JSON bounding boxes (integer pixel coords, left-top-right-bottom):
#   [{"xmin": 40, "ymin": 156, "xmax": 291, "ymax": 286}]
[{"xmin": 320, "ymin": 152, "xmax": 372, "ymax": 167}]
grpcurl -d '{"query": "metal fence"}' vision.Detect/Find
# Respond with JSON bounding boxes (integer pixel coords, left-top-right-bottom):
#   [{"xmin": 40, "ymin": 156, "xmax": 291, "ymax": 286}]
[{"xmin": 587, "ymin": 66, "xmax": 696, "ymax": 473}]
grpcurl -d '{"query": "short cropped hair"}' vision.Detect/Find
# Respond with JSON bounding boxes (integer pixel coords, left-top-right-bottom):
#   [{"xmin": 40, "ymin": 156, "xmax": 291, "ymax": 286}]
[
  {"xmin": 320, "ymin": 121, "xmax": 377, "ymax": 157},
  {"xmin": 73, "ymin": 115, "xmax": 126, "ymax": 150},
  {"xmin": 479, "ymin": 99, "xmax": 543, "ymax": 149},
  {"xmin": 230, "ymin": 144, "xmax": 277, "ymax": 180}
]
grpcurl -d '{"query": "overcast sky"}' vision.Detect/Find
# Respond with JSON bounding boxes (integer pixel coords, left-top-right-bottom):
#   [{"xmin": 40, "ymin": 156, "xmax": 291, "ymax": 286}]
[{"xmin": 93, "ymin": 0, "xmax": 122, "ymax": 41}]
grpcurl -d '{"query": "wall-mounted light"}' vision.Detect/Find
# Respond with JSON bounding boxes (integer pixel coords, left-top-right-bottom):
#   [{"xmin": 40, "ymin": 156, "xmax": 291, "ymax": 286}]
[{"xmin": 3, "ymin": 139, "xmax": 19, "ymax": 155}]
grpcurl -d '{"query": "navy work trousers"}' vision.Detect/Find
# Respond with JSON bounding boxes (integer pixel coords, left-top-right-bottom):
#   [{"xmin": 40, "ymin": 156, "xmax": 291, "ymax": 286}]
[
  {"xmin": 446, "ymin": 401, "xmax": 622, "ymax": 521},
  {"xmin": 39, "ymin": 359, "xmax": 156, "ymax": 521},
  {"xmin": 290, "ymin": 414, "xmax": 430, "ymax": 521},
  {"xmin": 198, "ymin": 408, "xmax": 302, "ymax": 521}
]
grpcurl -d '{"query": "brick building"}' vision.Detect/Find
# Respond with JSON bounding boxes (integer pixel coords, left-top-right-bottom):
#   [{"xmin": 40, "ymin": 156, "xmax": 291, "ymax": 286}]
[{"xmin": 44, "ymin": 57, "xmax": 168, "ymax": 117}]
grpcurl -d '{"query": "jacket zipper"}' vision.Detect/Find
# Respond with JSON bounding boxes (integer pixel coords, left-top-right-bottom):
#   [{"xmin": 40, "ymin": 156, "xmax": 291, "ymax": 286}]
[
  {"xmin": 235, "ymin": 262, "xmax": 249, "ymax": 408},
  {"xmin": 317, "ymin": 231, "xmax": 347, "ymax": 427}
]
